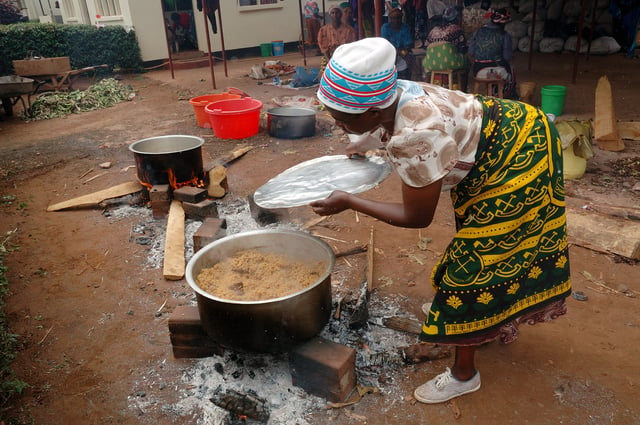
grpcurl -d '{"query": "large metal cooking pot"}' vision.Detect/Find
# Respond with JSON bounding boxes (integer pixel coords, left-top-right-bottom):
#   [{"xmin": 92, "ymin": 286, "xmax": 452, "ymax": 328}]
[
  {"xmin": 129, "ymin": 135, "xmax": 205, "ymax": 188},
  {"xmin": 267, "ymin": 107, "xmax": 316, "ymax": 139},
  {"xmin": 186, "ymin": 229, "xmax": 334, "ymax": 353}
]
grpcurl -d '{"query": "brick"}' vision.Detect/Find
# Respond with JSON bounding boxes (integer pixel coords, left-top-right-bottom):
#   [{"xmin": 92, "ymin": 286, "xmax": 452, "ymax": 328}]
[
  {"xmin": 168, "ymin": 305, "xmax": 206, "ymax": 334},
  {"xmin": 193, "ymin": 217, "xmax": 227, "ymax": 253},
  {"xmin": 247, "ymin": 194, "xmax": 289, "ymax": 226},
  {"xmin": 289, "ymin": 336, "xmax": 356, "ymax": 402},
  {"xmin": 170, "ymin": 333, "xmax": 221, "ymax": 348},
  {"xmin": 168, "ymin": 305, "xmax": 224, "ymax": 358},
  {"xmin": 172, "ymin": 345, "xmax": 224, "ymax": 359},
  {"xmin": 149, "ymin": 184, "xmax": 171, "ymax": 202},
  {"xmin": 173, "ymin": 185, "xmax": 209, "ymax": 204},
  {"xmin": 182, "ymin": 199, "xmax": 219, "ymax": 220},
  {"xmin": 151, "ymin": 199, "xmax": 170, "ymax": 219}
]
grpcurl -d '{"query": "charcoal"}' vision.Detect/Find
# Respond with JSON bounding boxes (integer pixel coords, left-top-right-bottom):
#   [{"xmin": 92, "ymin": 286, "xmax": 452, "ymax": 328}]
[{"xmin": 210, "ymin": 387, "xmax": 270, "ymax": 423}]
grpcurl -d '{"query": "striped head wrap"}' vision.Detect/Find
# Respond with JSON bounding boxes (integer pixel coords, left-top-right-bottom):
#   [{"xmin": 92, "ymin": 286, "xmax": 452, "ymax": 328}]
[{"xmin": 317, "ymin": 37, "xmax": 398, "ymax": 114}]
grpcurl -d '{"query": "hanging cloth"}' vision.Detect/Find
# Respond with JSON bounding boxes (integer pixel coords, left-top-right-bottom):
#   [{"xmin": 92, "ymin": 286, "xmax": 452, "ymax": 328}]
[{"xmin": 197, "ymin": 0, "xmax": 219, "ymax": 34}]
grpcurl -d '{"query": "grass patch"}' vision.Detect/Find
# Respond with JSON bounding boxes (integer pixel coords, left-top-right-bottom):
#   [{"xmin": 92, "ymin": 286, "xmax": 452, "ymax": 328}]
[{"xmin": 0, "ymin": 228, "xmax": 28, "ymax": 418}]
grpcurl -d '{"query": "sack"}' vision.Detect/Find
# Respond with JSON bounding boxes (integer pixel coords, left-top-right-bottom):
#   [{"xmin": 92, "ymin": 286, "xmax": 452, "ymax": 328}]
[
  {"xmin": 556, "ymin": 120, "xmax": 593, "ymax": 154},
  {"xmin": 556, "ymin": 120, "xmax": 594, "ymax": 180},
  {"xmin": 290, "ymin": 66, "xmax": 320, "ymax": 88}
]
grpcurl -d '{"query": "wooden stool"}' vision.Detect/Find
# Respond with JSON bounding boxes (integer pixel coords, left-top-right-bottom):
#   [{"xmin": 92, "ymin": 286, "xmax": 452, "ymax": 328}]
[
  {"xmin": 429, "ymin": 69, "xmax": 465, "ymax": 90},
  {"xmin": 473, "ymin": 78, "xmax": 505, "ymax": 98}
]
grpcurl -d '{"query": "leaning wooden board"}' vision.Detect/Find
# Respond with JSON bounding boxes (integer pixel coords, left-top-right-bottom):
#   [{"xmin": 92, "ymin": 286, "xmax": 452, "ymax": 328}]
[
  {"xmin": 593, "ymin": 75, "xmax": 625, "ymax": 151},
  {"xmin": 46, "ymin": 181, "xmax": 143, "ymax": 211}
]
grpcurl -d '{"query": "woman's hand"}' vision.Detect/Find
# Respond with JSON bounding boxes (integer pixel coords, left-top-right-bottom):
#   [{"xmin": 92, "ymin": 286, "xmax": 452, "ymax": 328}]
[
  {"xmin": 310, "ymin": 179, "xmax": 443, "ymax": 228},
  {"xmin": 310, "ymin": 191, "xmax": 351, "ymax": 216},
  {"xmin": 345, "ymin": 131, "xmax": 384, "ymax": 157}
]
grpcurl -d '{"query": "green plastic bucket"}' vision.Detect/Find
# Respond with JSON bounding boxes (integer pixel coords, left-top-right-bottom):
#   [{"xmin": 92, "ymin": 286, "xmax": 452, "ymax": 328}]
[
  {"xmin": 540, "ymin": 85, "xmax": 567, "ymax": 116},
  {"xmin": 260, "ymin": 43, "xmax": 272, "ymax": 57}
]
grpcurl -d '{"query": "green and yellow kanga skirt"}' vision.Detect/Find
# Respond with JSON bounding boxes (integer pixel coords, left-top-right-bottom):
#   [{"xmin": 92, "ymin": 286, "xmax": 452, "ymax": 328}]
[{"xmin": 420, "ymin": 96, "xmax": 572, "ymax": 345}]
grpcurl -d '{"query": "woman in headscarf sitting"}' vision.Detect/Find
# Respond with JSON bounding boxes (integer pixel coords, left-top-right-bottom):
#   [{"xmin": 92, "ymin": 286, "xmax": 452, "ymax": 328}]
[
  {"xmin": 318, "ymin": 6, "xmax": 358, "ymax": 75},
  {"xmin": 422, "ymin": 6, "xmax": 469, "ymax": 90},
  {"xmin": 318, "ymin": 6, "xmax": 357, "ymax": 60},
  {"xmin": 340, "ymin": 1, "xmax": 357, "ymax": 33},
  {"xmin": 381, "ymin": 7, "xmax": 416, "ymax": 80},
  {"xmin": 469, "ymin": 8, "xmax": 517, "ymax": 99}
]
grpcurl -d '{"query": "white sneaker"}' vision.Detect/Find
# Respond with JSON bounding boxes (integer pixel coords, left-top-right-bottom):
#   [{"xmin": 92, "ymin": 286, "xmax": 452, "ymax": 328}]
[{"xmin": 414, "ymin": 367, "xmax": 481, "ymax": 404}]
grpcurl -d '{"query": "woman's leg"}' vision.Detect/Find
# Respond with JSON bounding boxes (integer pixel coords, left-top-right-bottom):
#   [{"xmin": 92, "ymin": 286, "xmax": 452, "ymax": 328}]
[
  {"xmin": 413, "ymin": 344, "xmax": 481, "ymax": 403},
  {"xmin": 452, "ymin": 345, "xmax": 478, "ymax": 380}
]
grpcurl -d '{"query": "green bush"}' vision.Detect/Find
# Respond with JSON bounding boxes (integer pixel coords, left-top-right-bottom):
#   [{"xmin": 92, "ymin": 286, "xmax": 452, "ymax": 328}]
[
  {"xmin": 0, "ymin": 23, "xmax": 144, "ymax": 75},
  {"xmin": 0, "ymin": 229, "xmax": 27, "ymax": 413},
  {"xmin": 0, "ymin": 0, "xmax": 22, "ymax": 25}
]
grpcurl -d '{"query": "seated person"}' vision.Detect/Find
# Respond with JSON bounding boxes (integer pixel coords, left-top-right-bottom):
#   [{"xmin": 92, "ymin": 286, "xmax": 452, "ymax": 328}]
[
  {"xmin": 469, "ymin": 8, "xmax": 517, "ymax": 99},
  {"xmin": 422, "ymin": 7, "xmax": 469, "ymax": 90},
  {"xmin": 340, "ymin": 2, "xmax": 357, "ymax": 33},
  {"xmin": 381, "ymin": 7, "xmax": 416, "ymax": 80},
  {"xmin": 318, "ymin": 6, "xmax": 357, "ymax": 74}
]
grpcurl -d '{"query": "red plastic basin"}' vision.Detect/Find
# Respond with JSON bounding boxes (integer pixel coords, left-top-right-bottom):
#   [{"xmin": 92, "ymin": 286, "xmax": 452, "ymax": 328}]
[{"xmin": 205, "ymin": 98, "xmax": 263, "ymax": 139}]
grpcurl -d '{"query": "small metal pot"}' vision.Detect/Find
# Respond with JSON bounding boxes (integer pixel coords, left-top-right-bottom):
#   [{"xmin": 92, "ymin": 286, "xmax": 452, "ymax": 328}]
[
  {"xmin": 267, "ymin": 107, "xmax": 316, "ymax": 139},
  {"xmin": 186, "ymin": 229, "xmax": 335, "ymax": 353},
  {"xmin": 129, "ymin": 135, "xmax": 205, "ymax": 188}
]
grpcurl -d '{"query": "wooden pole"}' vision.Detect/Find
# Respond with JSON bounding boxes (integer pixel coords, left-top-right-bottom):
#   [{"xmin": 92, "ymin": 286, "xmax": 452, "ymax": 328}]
[
  {"xmin": 322, "ymin": 0, "xmax": 326, "ymax": 24},
  {"xmin": 216, "ymin": 6, "xmax": 228, "ymax": 77},
  {"xmin": 572, "ymin": 0, "xmax": 587, "ymax": 83},
  {"xmin": 586, "ymin": 0, "xmax": 598, "ymax": 58},
  {"xmin": 357, "ymin": 0, "xmax": 363, "ymax": 39},
  {"xmin": 374, "ymin": 0, "xmax": 382, "ymax": 37},
  {"xmin": 298, "ymin": 0, "xmax": 307, "ymax": 66},
  {"xmin": 201, "ymin": 0, "xmax": 216, "ymax": 90},
  {"xmin": 528, "ymin": 0, "xmax": 537, "ymax": 71},
  {"xmin": 159, "ymin": 0, "xmax": 174, "ymax": 79}
]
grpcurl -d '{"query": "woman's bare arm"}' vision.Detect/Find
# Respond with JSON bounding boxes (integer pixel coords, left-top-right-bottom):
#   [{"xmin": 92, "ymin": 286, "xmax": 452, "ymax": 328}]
[{"xmin": 310, "ymin": 178, "xmax": 443, "ymax": 228}]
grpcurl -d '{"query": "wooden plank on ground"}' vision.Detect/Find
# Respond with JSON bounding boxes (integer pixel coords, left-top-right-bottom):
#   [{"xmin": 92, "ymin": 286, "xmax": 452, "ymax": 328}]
[
  {"xmin": 593, "ymin": 75, "xmax": 625, "ymax": 151},
  {"xmin": 163, "ymin": 200, "xmax": 186, "ymax": 280},
  {"xmin": 617, "ymin": 121, "xmax": 640, "ymax": 141},
  {"xmin": 205, "ymin": 145, "xmax": 255, "ymax": 171},
  {"xmin": 368, "ymin": 316, "xmax": 423, "ymax": 335},
  {"xmin": 566, "ymin": 208, "xmax": 640, "ymax": 259},
  {"xmin": 46, "ymin": 181, "xmax": 143, "ymax": 211}
]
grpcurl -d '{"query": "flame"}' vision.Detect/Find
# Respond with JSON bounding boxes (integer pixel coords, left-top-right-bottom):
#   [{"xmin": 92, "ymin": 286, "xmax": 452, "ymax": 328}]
[
  {"xmin": 133, "ymin": 162, "xmax": 207, "ymax": 191},
  {"xmin": 167, "ymin": 169, "xmax": 206, "ymax": 189},
  {"xmin": 138, "ymin": 177, "xmax": 153, "ymax": 191}
]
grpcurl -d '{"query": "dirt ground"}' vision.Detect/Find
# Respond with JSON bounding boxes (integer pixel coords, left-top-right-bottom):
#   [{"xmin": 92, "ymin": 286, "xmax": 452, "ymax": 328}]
[{"xmin": 1, "ymin": 49, "xmax": 639, "ymax": 425}]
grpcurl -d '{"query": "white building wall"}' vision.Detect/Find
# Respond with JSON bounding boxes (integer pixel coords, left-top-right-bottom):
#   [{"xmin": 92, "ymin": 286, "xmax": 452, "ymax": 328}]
[
  {"xmin": 127, "ymin": 1, "xmax": 169, "ymax": 63},
  {"xmin": 45, "ymin": 0, "xmax": 346, "ymax": 63},
  {"xmin": 59, "ymin": 0, "xmax": 91, "ymax": 23}
]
